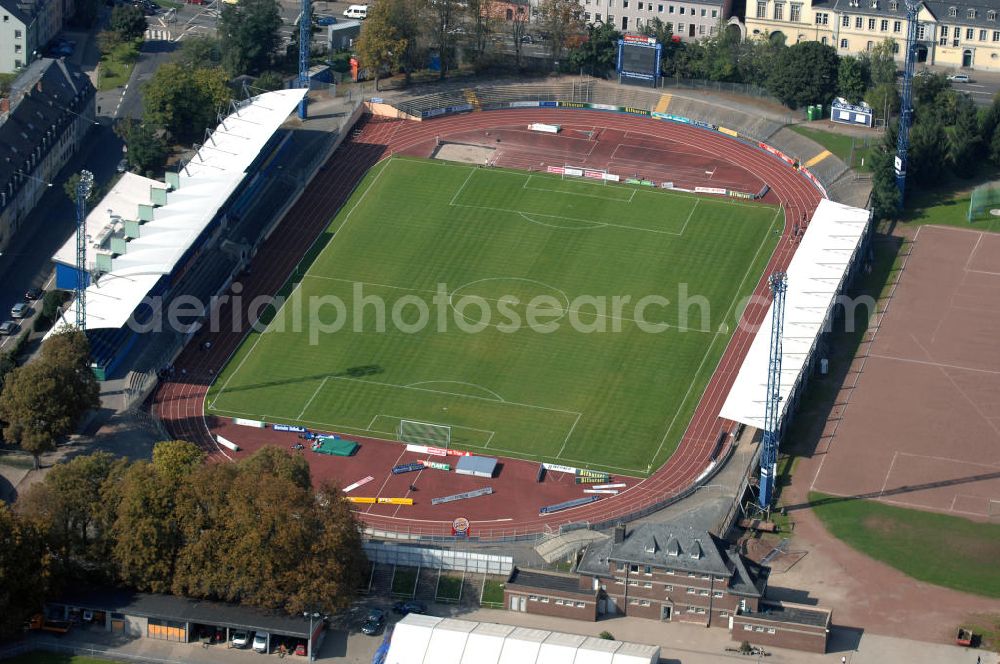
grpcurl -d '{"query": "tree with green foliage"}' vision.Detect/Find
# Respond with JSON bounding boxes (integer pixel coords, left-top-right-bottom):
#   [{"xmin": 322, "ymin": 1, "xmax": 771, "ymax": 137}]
[
  {"xmin": 837, "ymin": 56, "xmax": 867, "ymax": 104},
  {"xmin": 254, "ymin": 71, "xmax": 285, "ymax": 91},
  {"xmin": 0, "ymin": 505, "xmax": 49, "ymax": 638},
  {"xmin": 868, "ymin": 123, "xmax": 900, "ymax": 219},
  {"xmin": 642, "ymin": 17, "xmax": 674, "ymax": 46},
  {"xmin": 862, "ymin": 38, "xmax": 898, "ymax": 88},
  {"xmin": 908, "ymin": 116, "xmax": 948, "ymax": 186},
  {"xmin": 0, "ymin": 329, "xmax": 99, "ymax": 469},
  {"xmin": 71, "ymin": 0, "xmax": 100, "ymax": 28},
  {"xmin": 464, "ymin": 0, "xmax": 494, "ymax": 61},
  {"xmin": 947, "ymin": 94, "xmax": 981, "ymax": 178},
  {"xmin": 115, "ymin": 120, "xmax": 169, "ymax": 176},
  {"xmin": 218, "ymin": 0, "xmax": 282, "ymax": 76},
  {"xmin": 426, "ymin": 0, "xmax": 463, "ymax": 79},
  {"xmin": 62, "ymin": 172, "xmax": 95, "ymax": 205},
  {"xmin": 110, "ymin": 5, "xmax": 147, "ymax": 42},
  {"xmin": 179, "ymin": 35, "xmax": 223, "ymax": 68},
  {"xmin": 143, "ymin": 64, "xmax": 232, "ymax": 144},
  {"xmin": 865, "ymin": 81, "xmax": 900, "ymax": 120},
  {"xmin": 569, "ymin": 22, "xmax": 622, "ymax": 78},
  {"xmin": 356, "ymin": 0, "xmax": 409, "ymax": 90},
  {"xmin": 766, "ymin": 41, "xmax": 839, "ymax": 109},
  {"xmin": 538, "ymin": 0, "xmax": 584, "ymax": 63}
]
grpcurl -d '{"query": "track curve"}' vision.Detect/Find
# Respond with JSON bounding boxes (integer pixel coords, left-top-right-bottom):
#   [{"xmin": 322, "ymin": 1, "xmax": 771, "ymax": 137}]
[{"xmin": 153, "ymin": 108, "xmax": 821, "ymax": 538}]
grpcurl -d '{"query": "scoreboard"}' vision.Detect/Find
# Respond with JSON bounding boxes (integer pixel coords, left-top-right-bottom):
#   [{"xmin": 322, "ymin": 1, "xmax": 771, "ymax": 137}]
[{"xmin": 617, "ymin": 36, "xmax": 661, "ymax": 87}]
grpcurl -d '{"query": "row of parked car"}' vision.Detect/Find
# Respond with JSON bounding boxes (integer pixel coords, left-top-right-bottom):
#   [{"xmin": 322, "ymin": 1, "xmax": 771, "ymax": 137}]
[
  {"xmin": 230, "ymin": 630, "xmax": 307, "ymax": 656},
  {"xmin": 1, "ymin": 288, "xmax": 44, "ymax": 336}
]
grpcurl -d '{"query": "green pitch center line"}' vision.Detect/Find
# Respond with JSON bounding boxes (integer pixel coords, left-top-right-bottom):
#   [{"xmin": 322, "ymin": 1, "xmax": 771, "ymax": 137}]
[{"xmin": 300, "ymin": 274, "xmax": 722, "ymax": 334}]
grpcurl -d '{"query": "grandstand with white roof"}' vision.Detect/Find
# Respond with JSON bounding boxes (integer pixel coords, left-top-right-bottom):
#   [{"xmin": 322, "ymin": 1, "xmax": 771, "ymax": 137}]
[{"xmin": 50, "ymin": 89, "xmax": 305, "ymax": 378}]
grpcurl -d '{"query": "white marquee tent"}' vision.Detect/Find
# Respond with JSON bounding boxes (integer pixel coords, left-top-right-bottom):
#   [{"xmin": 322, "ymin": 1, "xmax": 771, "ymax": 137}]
[{"xmin": 385, "ymin": 615, "xmax": 660, "ymax": 664}]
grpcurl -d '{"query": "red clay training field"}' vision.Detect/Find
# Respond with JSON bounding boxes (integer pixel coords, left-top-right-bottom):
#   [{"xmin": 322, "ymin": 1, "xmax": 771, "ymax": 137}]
[
  {"xmin": 153, "ymin": 109, "xmax": 822, "ymax": 538},
  {"xmin": 810, "ymin": 225, "xmax": 1000, "ymax": 520}
]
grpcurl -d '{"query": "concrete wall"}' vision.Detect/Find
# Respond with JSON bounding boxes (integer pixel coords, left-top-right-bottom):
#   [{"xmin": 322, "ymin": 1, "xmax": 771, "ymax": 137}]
[
  {"xmin": 731, "ymin": 616, "xmax": 828, "ymax": 653},
  {"xmin": 504, "ymin": 590, "xmax": 598, "ymax": 621}
]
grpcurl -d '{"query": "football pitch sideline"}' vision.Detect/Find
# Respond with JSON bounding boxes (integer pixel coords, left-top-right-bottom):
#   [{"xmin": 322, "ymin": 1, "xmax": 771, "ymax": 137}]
[{"xmin": 206, "ymin": 157, "xmax": 781, "ymax": 475}]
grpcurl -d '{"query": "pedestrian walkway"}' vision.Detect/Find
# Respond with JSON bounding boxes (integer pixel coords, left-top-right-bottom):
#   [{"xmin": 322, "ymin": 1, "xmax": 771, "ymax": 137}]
[{"xmin": 144, "ymin": 28, "xmax": 173, "ymax": 42}]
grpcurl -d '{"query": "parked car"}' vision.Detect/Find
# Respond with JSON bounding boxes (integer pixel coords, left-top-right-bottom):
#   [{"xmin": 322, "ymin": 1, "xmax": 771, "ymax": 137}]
[
  {"xmin": 360, "ymin": 608, "xmax": 385, "ymax": 635},
  {"xmin": 24, "ymin": 287, "xmax": 43, "ymax": 300},
  {"xmin": 294, "ymin": 641, "xmax": 307, "ymax": 656},
  {"xmin": 252, "ymin": 632, "xmax": 269, "ymax": 653},
  {"xmin": 392, "ymin": 600, "xmax": 427, "ymax": 616},
  {"xmin": 316, "ymin": 15, "xmax": 337, "ymax": 25},
  {"xmin": 0, "ymin": 321, "xmax": 18, "ymax": 335},
  {"xmin": 343, "ymin": 4, "xmax": 367, "ymax": 19},
  {"xmin": 10, "ymin": 303, "xmax": 30, "ymax": 319},
  {"xmin": 231, "ymin": 631, "xmax": 251, "ymax": 648},
  {"xmin": 117, "ymin": 158, "xmax": 129, "ymax": 173},
  {"xmin": 948, "ymin": 73, "xmax": 971, "ymax": 83}
]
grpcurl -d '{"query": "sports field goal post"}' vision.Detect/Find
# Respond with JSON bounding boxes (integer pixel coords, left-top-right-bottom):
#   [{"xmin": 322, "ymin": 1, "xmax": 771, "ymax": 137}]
[
  {"xmin": 397, "ymin": 419, "xmax": 452, "ymax": 447},
  {"xmin": 967, "ymin": 181, "xmax": 1000, "ymax": 222}
]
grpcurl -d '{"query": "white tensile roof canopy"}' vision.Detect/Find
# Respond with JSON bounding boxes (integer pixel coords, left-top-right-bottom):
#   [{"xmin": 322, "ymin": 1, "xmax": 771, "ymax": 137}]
[
  {"xmin": 385, "ymin": 615, "xmax": 660, "ymax": 664},
  {"xmin": 53, "ymin": 88, "xmax": 306, "ymax": 332},
  {"xmin": 719, "ymin": 198, "xmax": 871, "ymax": 430}
]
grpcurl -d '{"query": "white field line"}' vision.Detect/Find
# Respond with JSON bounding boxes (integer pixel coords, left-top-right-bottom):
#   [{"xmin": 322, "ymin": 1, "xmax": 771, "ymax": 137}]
[
  {"xmin": 297, "ymin": 376, "xmax": 329, "ymax": 419},
  {"xmin": 556, "ymin": 412, "xmax": 583, "ymax": 458},
  {"xmin": 649, "ymin": 207, "xmax": 782, "ymax": 464},
  {"xmin": 450, "ymin": 167, "xmax": 478, "ymax": 206}
]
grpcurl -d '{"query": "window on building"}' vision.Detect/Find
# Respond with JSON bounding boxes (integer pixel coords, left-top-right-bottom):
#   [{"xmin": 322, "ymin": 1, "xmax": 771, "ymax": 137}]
[
  {"xmin": 615, "ymin": 578, "xmax": 624, "ymax": 585},
  {"xmin": 698, "ymin": 24, "xmax": 705, "ymax": 33},
  {"xmin": 767, "ymin": 628, "xmax": 777, "ymax": 634},
  {"xmin": 555, "ymin": 599, "xmax": 565, "ymax": 605},
  {"xmin": 529, "ymin": 595, "xmax": 539, "ymax": 601},
  {"xmin": 893, "ymin": 20, "xmax": 901, "ymax": 31},
  {"xmin": 617, "ymin": 563, "xmax": 627, "ymax": 571},
  {"xmin": 699, "ymin": 590, "xmax": 709, "ymax": 596},
  {"xmin": 630, "ymin": 565, "xmax": 639, "ymax": 573},
  {"xmin": 584, "ymin": 11, "xmax": 591, "ymax": 19},
  {"xmin": 677, "ymin": 21, "xmax": 684, "ymax": 31},
  {"xmin": 893, "ymin": 41, "xmax": 900, "ymax": 52},
  {"xmin": 816, "ymin": 12, "xmax": 829, "ymax": 24},
  {"xmin": 640, "ymin": 600, "xmax": 651, "ymax": 607},
  {"xmin": 644, "ymin": 566, "xmax": 652, "ymax": 575},
  {"xmin": 889, "ymin": 0, "xmax": 897, "ymax": 8},
  {"xmin": 658, "ymin": 4, "xmax": 664, "ymax": 11},
  {"xmin": 948, "ymin": 6, "xmax": 956, "ymax": 16},
  {"xmin": 967, "ymin": 27, "xmax": 975, "ymax": 39},
  {"xmin": 696, "ymin": 608, "xmax": 707, "ymax": 614},
  {"xmin": 686, "ymin": 587, "xmax": 696, "ymax": 594},
  {"xmin": 713, "ymin": 591, "xmax": 724, "ymax": 598},
  {"xmin": 14, "ymin": 44, "xmax": 22, "ymax": 53},
  {"xmin": 968, "ymin": 8, "xmax": 976, "ymax": 19},
  {"xmin": 712, "ymin": 8, "xmax": 717, "ymax": 16},
  {"xmin": 701, "ymin": 7, "xmax": 706, "ymax": 15},
  {"xmin": 756, "ymin": 2, "xmax": 766, "ymax": 18},
  {"xmin": 679, "ymin": 5, "xmax": 684, "ymax": 13},
  {"xmin": 644, "ymin": 582, "xmax": 653, "ymax": 588},
  {"xmin": 755, "ymin": 626, "xmax": 765, "ymax": 633},
  {"xmin": 670, "ymin": 4, "xmax": 675, "ymax": 12},
  {"xmin": 688, "ymin": 572, "xmax": 696, "ymax": 578},
  {"xmin": 540, "ymin": 597, "xmax": 550, "ymax": 603},
  {"xmin": 855, "ymin": 16, "xmax": 863, "ymax": 28},
  {"xmin": 720, "ymin": 611, "xmax": 729, "ymax": 617},
  {"xmin": 981, "ymin": 29, "xmax": 988, "ymax": 40},
  {"xmin": 638, "ymin": 1, "xmax": 643, "ymax": 8},
  {"xmin": 993, "ymin": 30, "xmax": 999, "ymax": 40},
  {"xmin": 576, "ymin": 602, "xmax": 586, "ymax": 608},
  {"xmin": 665, "ymin": 585, "xmax": 674, "ymax": 591},
  {"xmin": 917, "ymin": 23, "xmax": 925, "ymax": 38},
  {"xmin": 14, "ymin": 29, "xmax": 22, "ymax": 38},
  {"xmin": 990, "ymin": 10, "xmax": 997, "ymax": 20},
  {"xmin": 880, "ymin": 19, "xmax": 888, "ymax": 30},
  {"xmin": 629, "ymin": 580, "xmax": 640, "ymax": 586},
  {"xmin": 623, "ymin": 0, "xmax": 629, "ymax": 7},
  {"xmin": 953, "ymin": 37, "xmax": 960, "ymax": 45},
  {"xmin": 867, "ymin": 39, "xmax": 874, "ymax": 49},
  {"xmin": 868, "ymin": 17, "xmax": 876, "ymax": 29},
  {"xmin": 14, "ymin": 59, "xmax": 21, "ymax": 68},
  {"xmin": 842, "ymin": 14, "xmax": 850, "ymax": 26},
  {"xmin": 743, "ymin": 625, "xmax": 754, "ymax": 631},
  {"xmin": 790, "ymin": 3, "xmax": 801, "ymax": 20},
  {"xmin": 687, "ymin": 606, "xmax": 698, "ymax": 613},
  {"xmin": 774, "ymin": 3, "xmax": 784, "ymax": 19},
  {"xmin": 822, "ymin": 35, "xmax": 828, "ymax": 43}
]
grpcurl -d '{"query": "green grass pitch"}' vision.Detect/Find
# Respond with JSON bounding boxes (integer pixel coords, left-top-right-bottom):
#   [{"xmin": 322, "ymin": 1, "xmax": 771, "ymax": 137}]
[{"xmin": 207, "ymin": 157, "xmax": 781, "ymax": 475}]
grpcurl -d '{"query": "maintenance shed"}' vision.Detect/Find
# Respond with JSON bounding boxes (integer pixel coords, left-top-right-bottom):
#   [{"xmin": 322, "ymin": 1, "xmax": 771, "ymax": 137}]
[
  {"xmin": 47, "ymin": 588, "xmax": 325, "ymax": 657},
  {"xmin": 455, "ymin": 455, "xmax": 497, "ymax": 478}
]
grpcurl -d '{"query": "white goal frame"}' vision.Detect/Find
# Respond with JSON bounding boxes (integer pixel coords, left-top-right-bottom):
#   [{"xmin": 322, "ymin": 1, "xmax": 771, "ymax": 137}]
[{"xmin": 397, "ymin": 419, "xmax": 453, "ymax": 447}]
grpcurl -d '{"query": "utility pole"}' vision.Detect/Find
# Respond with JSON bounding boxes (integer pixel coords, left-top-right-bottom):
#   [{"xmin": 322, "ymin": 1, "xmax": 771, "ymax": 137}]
[{"xmin": 75, "ymin": 170, "xmax": 94, "ymax": 330}]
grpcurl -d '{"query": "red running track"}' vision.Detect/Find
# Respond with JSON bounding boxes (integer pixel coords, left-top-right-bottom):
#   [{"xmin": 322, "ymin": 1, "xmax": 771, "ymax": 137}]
[{"xmin": 153, "ymin": 109, "xmax": 821, "ymax": 539}]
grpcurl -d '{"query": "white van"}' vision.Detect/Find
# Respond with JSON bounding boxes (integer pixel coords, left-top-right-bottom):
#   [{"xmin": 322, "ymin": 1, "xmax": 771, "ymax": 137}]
[
  {"xmin": 343, "ymin": 4, "xmax": 368, "ymax": 19},
  {"xmin": 252, "ymin": 632, "xmax": 269, "ymax": 653}
]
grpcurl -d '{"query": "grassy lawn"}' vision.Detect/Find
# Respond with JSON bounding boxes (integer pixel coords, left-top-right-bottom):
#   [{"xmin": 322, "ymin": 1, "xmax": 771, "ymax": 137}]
[
  {"xmin": 436, "ymin": 574, "xmax": 463, "ymax": 602},
  {"xmin": 98, "ymin": 41, "xmax": 140, "ymax": 92},
  {"xmin": 157, "ymin": 0, "xmax": 183, "ymax": 7},
  {"xmin": 206, "ymin": 156, "xmax": 780, "ymax": 475},
  {"xmin": 790, "ymin": 125, "xmax": 874, "ymax": 172},
  {"xmin": 391, "ymin": 567, "xmax": 417, "ymax": 597},
  {"xmin": 3, "ymin": 654, "xmax": 115, "ymax": 664},
  {"xmin": 482, "ymin": 578, "xmax": 505, "ymax": 606},
  {"xmin": 899, "ymin": 170, "xmax": 1000, "ymax": 233},
  {"xmin": 809, "ymin": 492, "xmax": 1000, "ymax": 598}
]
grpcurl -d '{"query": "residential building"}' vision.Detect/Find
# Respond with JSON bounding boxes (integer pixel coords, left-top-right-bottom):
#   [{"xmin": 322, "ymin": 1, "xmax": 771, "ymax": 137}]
[
  {"xmin": 575, "ymin": 0, "xmax": 731, "ymax": 41},
  {"xmin": 0, "ymin": 58, "xmax": 95, "ymax": 251},
  {"xmin": 503, "ymin": 521, "xmax": 832, "ymax": 653},
  {"xmin": 744, "ymin": 0, "xmax": 1000, "ymax": 70},
  {"xmin": 1, "ymin": 0, "xmax": 75, "ymax": 74}
]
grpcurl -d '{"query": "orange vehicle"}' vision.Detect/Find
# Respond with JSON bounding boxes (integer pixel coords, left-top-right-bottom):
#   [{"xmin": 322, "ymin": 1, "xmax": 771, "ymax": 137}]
[{"xmin": 26, "ymin": 614, "xmax": 71, "ymax": 634}]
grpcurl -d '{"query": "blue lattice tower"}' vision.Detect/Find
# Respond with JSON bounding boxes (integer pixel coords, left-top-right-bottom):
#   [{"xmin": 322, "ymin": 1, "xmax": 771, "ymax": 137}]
[
  {"xmin": 895, "ymin": 0, "xmax": 920, "ymax": 202},
  {"xmin": 75, "ymin": 170, "xmax": 94, "ymax": 330},
  {"xmin": 298, "ymin": 0, "xmax": 311, "ymax": 119},
  {"xmin": 758, "ymin": 271, "xmax": 787, "ymax": 510}
]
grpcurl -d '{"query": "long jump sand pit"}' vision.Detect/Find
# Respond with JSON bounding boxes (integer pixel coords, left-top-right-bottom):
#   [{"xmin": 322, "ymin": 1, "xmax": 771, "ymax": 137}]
[{"xmin": 812, "ymin": 225, "xmax": 1000, "ymax": 520}]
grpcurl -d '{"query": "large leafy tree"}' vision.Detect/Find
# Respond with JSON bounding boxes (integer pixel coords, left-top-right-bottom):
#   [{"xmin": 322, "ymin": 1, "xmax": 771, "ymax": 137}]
[
  {"xmin": 179, "ymin": 35, "xmax": 223, "ymax": 69},
  {"xmin": 569, "ymin": 22, "xmax": 622, "ymax": 78},
  {"xmin": 0, "ymin": 329, "xmax": 100, "ymax": 469},
  {"xmin": 538, "ymin": 0, "xmax": 584, "ymax": 63},
  {"xmin": 218, "ymin": 0, "xmax": 284, "ymax": 76},
  {"xmin": 868, "ymin": 124, "xmax": 901, "ymax": 219},
  {"xmin": 115, "ymin": 119, "xmax": 168, "ymax": 176},
  {"xmin": 766, "ymin": 41, "xmax": 839, "ymax": 109},
  {"xmin": 947, "ymin": 94, "xmax": 981, "ymax": 178},
  {"xmin": 143, "ymin": 64, "xmax": 232, "ymax": 144},
  {"xmin": 356, "ymin": 0, "xmax": 409, "ymax": 90},
  {"xmin": 0, "ymin": 505, "xmax": 49, "ymax": 638},
  {"xmin": 837, "ymin": 56, "xmax": 868, "ymax": 104},
  {"xmin": 862, "ymin": 38, "xmax": 898, "ymax": 89},
  {"xmin": 426, "ymin": 0, "xmax": 463, "ymax": 79},
  {"xmin": 110, "ymin": 5, "xmax": 148, "ymax": 42}
]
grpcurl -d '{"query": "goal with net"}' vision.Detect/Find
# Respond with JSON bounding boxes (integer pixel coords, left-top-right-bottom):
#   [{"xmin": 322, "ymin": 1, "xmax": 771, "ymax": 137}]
[
  {"xmin": 397, "ymin": 419, "xmax": 452, "ymax": 447},
  {"xmin": 967, "ymin": 181, "xmax": 1000, "ymax": 222}
]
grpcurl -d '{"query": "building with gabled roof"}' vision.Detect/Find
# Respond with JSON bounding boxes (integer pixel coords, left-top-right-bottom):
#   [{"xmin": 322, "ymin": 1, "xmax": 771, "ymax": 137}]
[{"xmin": 503, "ymin": 519, "xmax": 831, "ymax": 653}]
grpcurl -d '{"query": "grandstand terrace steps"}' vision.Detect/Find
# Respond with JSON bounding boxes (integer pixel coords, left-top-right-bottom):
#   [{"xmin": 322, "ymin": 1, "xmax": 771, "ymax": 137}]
[{"xmin": 769, "ymin": 126, "xmax": 849, "ymax": 187}]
